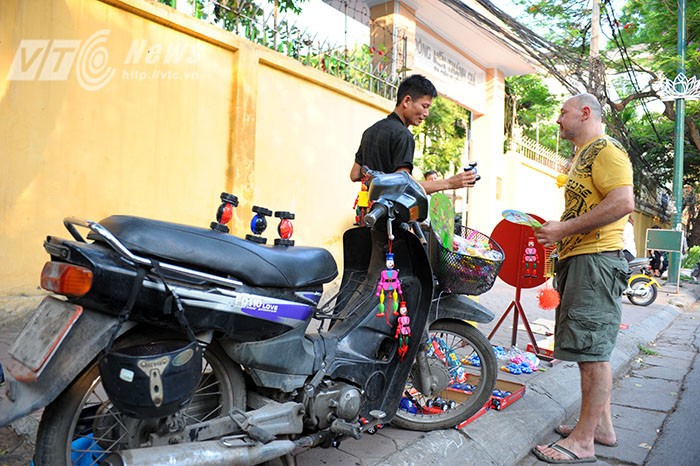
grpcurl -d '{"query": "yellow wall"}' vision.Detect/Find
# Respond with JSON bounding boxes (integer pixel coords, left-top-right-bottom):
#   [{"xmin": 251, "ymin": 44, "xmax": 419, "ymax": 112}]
[
  {"xmin": 0, "ymin": 0, "xmax": 390, "ymax": 295},
  {"xmin": 0, "ymin": 0, "xmax": 567, "ymax": 298}
]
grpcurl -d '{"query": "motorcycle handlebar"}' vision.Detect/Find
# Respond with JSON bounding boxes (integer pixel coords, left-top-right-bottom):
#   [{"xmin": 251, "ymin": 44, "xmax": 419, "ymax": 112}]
[{"xmin": 364, "ymin": 202, "xmax": 389, "ymax": 228}]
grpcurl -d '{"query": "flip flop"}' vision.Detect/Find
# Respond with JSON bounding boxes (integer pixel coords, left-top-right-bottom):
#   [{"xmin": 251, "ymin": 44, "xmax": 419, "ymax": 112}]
[
  {"xmin": 532, "ymin": 442, "xmax": 597, "ymax": 464},
  {"xmin": 555, "ymin": 425, "xmax": 618, "ymax": 447}
]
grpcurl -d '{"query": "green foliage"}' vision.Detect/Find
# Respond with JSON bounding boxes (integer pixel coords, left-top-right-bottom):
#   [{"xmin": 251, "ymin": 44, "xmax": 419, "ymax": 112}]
[
  {"xmin": 682, "ymin": 245, "xmax": 700, "ymax": 268},
  {"xmin": 412, "ymin": 97, "xmax": 470, "ymax": 177},
  {"xmin": 505, "ymin": 74, "xmax": 562, "ymax": 152},
  {"xmin": 512, "ymin": 1, "xmax": 594, "ymax": 52},
  {"xmin": 618, "ymin": 0, "xmax": 700, "ymax": 80},
  {"xmin": 637, "ymin": 343, "xmax": 658, "ymax": 356}
]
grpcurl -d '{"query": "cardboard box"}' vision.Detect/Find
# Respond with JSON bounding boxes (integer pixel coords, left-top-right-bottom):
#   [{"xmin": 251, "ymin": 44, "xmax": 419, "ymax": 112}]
[
  {"xmin": 527, "ymin": 335, "xmax": 555, "ymax": 359},
  {"xmin": 450, "ymin": 376, "xmax": 526, "ymax": 428},
  {"xmin": 489, "ymin": 378, "xmax": 526, "ymax": 410}
]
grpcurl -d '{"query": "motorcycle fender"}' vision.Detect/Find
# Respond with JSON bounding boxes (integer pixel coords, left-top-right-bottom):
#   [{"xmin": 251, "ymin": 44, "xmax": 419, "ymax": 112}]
[
  {"xmin": 0, "ymin": 298, "xmax": 130, "ymax": 427},
  {"xmin": 431, "ymin": 294, "xmax": 495, "ymax": 324},
  {"xmin": 630, "ymin": 274, "xmax": 660, "ymax": 288}
]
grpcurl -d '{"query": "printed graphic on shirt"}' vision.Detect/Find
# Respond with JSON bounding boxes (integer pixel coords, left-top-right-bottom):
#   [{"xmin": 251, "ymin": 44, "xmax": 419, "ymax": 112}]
[{"xmin": 558, "ymin": 137, "xmax": 629, "ymax": 259}]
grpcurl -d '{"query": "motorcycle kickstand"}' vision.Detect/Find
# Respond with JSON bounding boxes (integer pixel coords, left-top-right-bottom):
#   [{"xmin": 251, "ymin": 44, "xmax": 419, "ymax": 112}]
[{"xmin": 280, "ymin": 454, "xmax": 297, "ymax": 466}]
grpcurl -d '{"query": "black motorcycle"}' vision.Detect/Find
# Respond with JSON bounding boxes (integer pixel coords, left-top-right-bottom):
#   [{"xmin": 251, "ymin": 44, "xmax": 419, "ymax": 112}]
[{"xmin": 0, "ymin": 171, "xmax": 499, "ymax": 466}]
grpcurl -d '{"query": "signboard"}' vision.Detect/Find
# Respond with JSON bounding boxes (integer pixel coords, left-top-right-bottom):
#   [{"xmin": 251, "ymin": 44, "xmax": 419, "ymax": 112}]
[
  {"xmin": 645, "ymin": 228, "xmax": 683, "ymax": 253},
  {"xmin": 412, "ymin": 31, "xmax": 486, "ymax": 113},
  {"xmin": 645, "ymin": 228, "xmax": 684, "ymax": 291}
]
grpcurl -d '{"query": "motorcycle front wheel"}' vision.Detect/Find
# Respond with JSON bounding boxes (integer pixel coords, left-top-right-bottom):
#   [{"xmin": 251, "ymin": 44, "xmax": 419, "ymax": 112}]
[
  {"xmin": 392, "ymin": 320, "xmax": 497, "ymax": 431},
  {"xmin": 33, "ymin": 340, "xmax": 245, "ymax": 466},
  {"xmin": 627, "ymin": 276, "xmax": 658, "ymax": 306}
]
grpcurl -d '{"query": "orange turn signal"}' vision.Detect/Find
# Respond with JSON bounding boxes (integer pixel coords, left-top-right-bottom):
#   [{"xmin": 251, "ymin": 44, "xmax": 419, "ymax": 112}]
[{"xmin": 40, "ymin": 262, "xmax": 93, "ymax": 297}]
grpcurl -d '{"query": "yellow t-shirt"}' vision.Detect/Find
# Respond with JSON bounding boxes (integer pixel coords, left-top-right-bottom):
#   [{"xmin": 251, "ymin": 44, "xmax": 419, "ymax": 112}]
[{"xmin": 558, "ymin": 136, "xmax": 633, "ymax": 260}]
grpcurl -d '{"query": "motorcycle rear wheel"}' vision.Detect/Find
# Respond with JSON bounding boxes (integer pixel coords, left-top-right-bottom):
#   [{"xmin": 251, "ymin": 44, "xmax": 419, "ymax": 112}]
[
  {"xmin": 33, "ymin": 339, "xmax": 245, "ymax": 466},
  {"xmin": 628, "ymin": 276, "xmax": 658, "ymax": 306},
  {"xmin": 392, "ymin": 320, "xmax": 497, "ymax": 431}
]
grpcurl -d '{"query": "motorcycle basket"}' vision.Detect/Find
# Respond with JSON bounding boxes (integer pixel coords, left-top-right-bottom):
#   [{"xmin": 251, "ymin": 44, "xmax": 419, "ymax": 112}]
[
  {"xmin": 99, "ymin": 339, "xmax": 202, "ymax": 419},
  {"xmin": 430, "ymin": 224, "xmax": 504, "ymax": 296}
]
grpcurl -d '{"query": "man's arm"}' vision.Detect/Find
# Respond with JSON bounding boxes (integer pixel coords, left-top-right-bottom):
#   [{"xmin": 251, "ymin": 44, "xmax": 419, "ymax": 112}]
[
  {"xmin": 534, "ymin": 185, "xmax": 634, "ymax": 247},
  {"xmin": 352, "ymin": 165, "xmax": 478, "ymax": 194},
  {"xmin": 418, "ymin": 170, "xmax": 478, "ymax": 194},
  {"xmin": 350, "ymin": 162, "xmax": 363, "ymax": 182}
]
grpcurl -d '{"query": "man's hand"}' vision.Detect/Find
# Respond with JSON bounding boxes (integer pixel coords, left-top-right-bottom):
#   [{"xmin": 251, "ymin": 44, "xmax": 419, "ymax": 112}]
[
  {"xmin": 534, "ymin": 221, "xmax": 566, "ymax": 248},
  {"xmin": 446, "ymin": 170, "xmax": 478, "ymax": 189},
  {"xmin": 419, "ymin": 169, "xmax": 478, "ymax": 194}
]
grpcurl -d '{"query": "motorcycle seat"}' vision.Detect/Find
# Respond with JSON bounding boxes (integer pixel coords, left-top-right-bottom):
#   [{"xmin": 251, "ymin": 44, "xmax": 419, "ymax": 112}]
[{"xmin": 91, "ymin": 215, "xmax": 338, "ymax": 288}]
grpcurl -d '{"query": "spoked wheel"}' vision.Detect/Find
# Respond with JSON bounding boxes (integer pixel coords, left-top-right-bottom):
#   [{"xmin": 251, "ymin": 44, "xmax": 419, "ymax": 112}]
[
  {"xmin": 627, "ymin": 277, "xmax": 658, "ymax": 306},
  {"xmin": 33, "ymin": 340, "xmax": 245, "ymax": 465},
  {"xmin": 392, "ymin": 320, "xmax": 497, "ymax": 431}
]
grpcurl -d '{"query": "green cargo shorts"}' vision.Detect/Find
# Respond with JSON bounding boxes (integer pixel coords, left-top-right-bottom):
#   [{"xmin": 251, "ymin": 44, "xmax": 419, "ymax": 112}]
[{"xmin": 553, "ymin": 252, "xmax": 630, "ymax": 362}]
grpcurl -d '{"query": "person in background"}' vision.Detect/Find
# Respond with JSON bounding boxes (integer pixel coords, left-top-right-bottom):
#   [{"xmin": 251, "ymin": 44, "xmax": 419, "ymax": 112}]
[
  {"xmin": 648, "ymin": 226, "xmax": 668, "ymax": 277},
  {"xmin": 349, "ymin": 74, "xmax": 476, "ymax": 194},
  {"xmin": 422, "ymin": 170, "xmax": 439, "ymax": 225},
  {"xmin": 622, "ymin": 216, "xmax": 637, "ymax": 262},
  {"xmin": 533, "ymin": 93, "xmax": 634, "ymax": 464},
  {"xmin": 423, "ymin": 170, "xmax": 438, "ymax": 182}
]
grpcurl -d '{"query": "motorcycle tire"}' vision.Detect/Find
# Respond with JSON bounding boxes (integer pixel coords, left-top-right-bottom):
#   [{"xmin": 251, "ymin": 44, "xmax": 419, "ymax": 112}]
[
  {"xmin": 391, "ymin": 320, "xmax": 497, "ymax": 431},
  {"xmin": 33, "ymin": 338, "xmax": 246, "ymax": 466},
  {"xmin": 627, "ymin": 277, "xmax": 658, "ymax": 306}
]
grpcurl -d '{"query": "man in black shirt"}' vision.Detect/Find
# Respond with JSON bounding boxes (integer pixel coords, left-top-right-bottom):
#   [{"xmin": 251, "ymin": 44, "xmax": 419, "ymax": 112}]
[{"xmin": 350, "ymin": 74, "xmax": 477, "ymax": 193}]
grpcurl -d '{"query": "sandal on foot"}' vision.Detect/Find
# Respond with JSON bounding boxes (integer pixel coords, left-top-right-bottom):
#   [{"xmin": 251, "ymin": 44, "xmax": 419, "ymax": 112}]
[
  {"xmin": 555, "ymin": 425, "xmax": 618, "ymax": 447},
  {"xmin": 532, "ymin": 442, "xmax": 597, "ymax": 464}
]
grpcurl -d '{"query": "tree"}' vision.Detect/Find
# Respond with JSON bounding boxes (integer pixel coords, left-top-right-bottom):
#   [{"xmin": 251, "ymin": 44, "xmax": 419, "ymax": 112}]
[
  {"xmin": 505, "ymin": 74, "xmax": 562, "ymax": 152},
  {"xmin": 411, "ymin": 96, "xmax": 471, "ymax": 178},
  {"xmin": 475, "ymin": 0, "xmax": 700, "ymax": 242}
]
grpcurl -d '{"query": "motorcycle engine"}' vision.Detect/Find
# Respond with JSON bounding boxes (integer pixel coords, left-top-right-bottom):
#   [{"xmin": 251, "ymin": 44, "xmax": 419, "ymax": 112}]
[{"xmin": 304, "ymin": 379, "xmax": 361, "ymax": 430}]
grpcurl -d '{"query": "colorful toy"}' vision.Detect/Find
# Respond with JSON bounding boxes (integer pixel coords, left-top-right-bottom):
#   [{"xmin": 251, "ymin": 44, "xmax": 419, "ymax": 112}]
[
  {"xmin": 523, "ymin": 238, "xmax": 539, "ymax": 278},
  {"xmin": 537, "ymin": 286, "xmax": 560, "ymax": 310},
  {"xmin": 395, "ymin": 301, "xmax": 411, "ymax": 361},
  {"xmin": 376, "ymin": 253, "xmax": 402, "ymax": 317},
  {"xmin": 274, "ymin": 211, "xmax": 295, "ymax": 246},
  {"xmin": 353, "ymin": 182, "xmax": 370, "ymax": 226},
  {"xmin": 430, "ymin": 193, "xmax": 455, "ymax": 249},
  {"xmin": 556, "ymin": 173, "xmax": 568, "ymax": 188},
  {"xmin": 502, "ymin": 209, "xmax": 543, "ymax": 228}
]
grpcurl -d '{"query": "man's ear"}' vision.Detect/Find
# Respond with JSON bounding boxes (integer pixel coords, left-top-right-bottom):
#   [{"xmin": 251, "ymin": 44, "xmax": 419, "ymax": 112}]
[
  {"xmin": 581, "ymin": 106, "xmax": 591, "ymax": 119},
  {"xmin": 401, "ymin": 95, "xmax": 412, "ymax": 108}
]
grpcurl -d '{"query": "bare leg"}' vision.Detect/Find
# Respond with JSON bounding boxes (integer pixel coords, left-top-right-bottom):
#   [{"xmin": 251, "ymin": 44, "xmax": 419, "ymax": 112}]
[{"xmin": 536, "ymin": 361, "xmax": 612, "ymax": 460}]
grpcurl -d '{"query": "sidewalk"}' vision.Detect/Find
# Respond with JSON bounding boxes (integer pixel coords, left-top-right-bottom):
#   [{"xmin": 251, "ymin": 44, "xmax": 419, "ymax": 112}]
[
  {"xmin": 291, "ymin": 280, "xmax": 699, "ymax": 465},
  {"xmin": 1, "ymin": 281, "xmax": 697, "ymax": 466}
]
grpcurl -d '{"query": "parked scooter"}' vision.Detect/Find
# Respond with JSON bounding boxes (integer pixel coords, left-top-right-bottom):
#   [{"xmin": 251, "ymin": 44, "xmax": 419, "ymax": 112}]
[
  {"xmin": 0, "ymin": 171, "xmax": 499, "ymax": 466},
  {"xmin": 623, "ymin": 257, "xmax": 661, "ymax": 306}
]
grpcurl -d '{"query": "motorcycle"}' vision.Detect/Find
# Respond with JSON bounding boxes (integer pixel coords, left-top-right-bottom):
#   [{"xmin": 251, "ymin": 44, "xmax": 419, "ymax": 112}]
[
  {"xmin": 0, "ymin": 171, "xmax": 499, "ymax": 466},
  {"xmin": 623, "ymin": 257, "xmax": 661, "ymax": 306}
]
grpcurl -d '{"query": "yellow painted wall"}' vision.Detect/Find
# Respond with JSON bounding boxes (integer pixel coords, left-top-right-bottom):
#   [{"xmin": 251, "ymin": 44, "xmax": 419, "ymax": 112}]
[
  {"xmin": 0, "ymin": 0, "xmax": 390, "ymax": 295},
  {"xmin": 0, "ymin": 0, "xmax": 567, "ymax": 298}
]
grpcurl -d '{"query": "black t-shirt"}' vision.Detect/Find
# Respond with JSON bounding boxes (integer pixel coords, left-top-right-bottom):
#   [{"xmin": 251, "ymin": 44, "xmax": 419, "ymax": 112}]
[{"xmin": 354, "ymin": 112, "xmax": 415, "ymax": 175}]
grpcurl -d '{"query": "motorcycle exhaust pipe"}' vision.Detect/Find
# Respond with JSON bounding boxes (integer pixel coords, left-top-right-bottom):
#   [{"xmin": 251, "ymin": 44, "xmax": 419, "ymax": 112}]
[{"xmin": 101, "ymin": 437, "xmax": 296, "ymax": 466}]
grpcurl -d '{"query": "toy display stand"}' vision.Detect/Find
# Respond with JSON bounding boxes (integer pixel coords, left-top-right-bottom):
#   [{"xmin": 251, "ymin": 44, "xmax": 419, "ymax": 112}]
[{"xmin": 488, "ymin": 214, "xmax": 553, "ymax": 361}]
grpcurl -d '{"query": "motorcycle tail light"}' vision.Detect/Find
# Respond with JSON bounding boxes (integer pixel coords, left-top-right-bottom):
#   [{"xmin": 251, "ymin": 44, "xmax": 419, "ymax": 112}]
[{"xmin": 40, "ymin": 262, "xmax": 93, "ymax": 297}]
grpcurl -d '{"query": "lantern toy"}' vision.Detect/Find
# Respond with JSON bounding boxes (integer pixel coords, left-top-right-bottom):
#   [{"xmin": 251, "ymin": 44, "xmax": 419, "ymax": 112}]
[
  {"xmin": 210, "ymin": 192, "xmax": 239, "ymax": 233},
  {"xmin": 246, "ymin": 205, "xmax": 272, "ymax": 244}
]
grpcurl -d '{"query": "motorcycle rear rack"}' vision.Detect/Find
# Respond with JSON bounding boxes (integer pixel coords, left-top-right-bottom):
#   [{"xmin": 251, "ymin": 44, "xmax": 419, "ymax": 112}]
[{"xmin": 63, "ymin": 216, "xmax": 244, "ymax": 290}]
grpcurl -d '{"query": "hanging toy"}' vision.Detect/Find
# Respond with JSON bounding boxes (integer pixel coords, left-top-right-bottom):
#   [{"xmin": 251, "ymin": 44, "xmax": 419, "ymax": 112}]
[
  {"xmin": 376, "ymin": 252, "xmax": 403, "ymax": 317},
  {"xmin": 556, "ymin": 173, "xmax": 568, "ymax": 188},
  {"xmin": 395, "ymin": 301, "xmax": 411, "ymax": 361},
  {"xmin": 353, "ymin": 175, "xmax": 371, "ymax": 226},
  {"xmin": 537, "ymin": 284, "xmax": 560, "ymax": 310},
  {"xmin": 523, "ymin": 238, "xmax": 539, "ymax": 278},
  {"xmin": 353, "ymin": 182, "xmax": 370, "ymax": 226}
]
